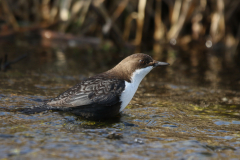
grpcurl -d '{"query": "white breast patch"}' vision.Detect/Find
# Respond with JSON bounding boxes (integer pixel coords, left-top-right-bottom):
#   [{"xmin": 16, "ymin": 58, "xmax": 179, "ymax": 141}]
[{"xmin": 119, "ymin": 66, "xmax": 153, "ymax": 111}]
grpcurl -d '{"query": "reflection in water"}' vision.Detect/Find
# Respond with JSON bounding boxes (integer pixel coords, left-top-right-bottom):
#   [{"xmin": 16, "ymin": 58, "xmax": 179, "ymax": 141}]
[
  {"xmin": 55, "ymin": 51, "xmax": 67, "ymax": 68},
  {"xmin": 164, "ymin": 44, "xmax": 240, "ymax": 91}
]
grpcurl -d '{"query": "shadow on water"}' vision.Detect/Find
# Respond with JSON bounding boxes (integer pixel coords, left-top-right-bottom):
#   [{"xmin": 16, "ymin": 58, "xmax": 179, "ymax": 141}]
[{"xmin": 1, "ymin": 40, "xmax": 240, "ymax": 159}]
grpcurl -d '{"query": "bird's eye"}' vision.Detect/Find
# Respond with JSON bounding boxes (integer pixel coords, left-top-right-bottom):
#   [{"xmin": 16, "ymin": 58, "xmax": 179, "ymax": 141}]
[
  {"xmin": 139, "ymin": 60, "xmax": 146, "ymax": 65},
  {"xmin": 139, "ymin": 60, "xmax": 148, "ymax": 65}
]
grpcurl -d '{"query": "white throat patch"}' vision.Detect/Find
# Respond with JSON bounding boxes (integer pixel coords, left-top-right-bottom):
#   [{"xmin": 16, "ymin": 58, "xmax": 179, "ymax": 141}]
[{"xmin": 119, "ymin": 66, "xmax": 153, "ymax": 111}]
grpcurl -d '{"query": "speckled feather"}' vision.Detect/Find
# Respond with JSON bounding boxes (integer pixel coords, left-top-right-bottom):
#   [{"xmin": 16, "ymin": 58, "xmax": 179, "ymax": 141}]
[
  {"xmin": 47, "ymin": 76, "xmax": 125, "ymax": 108},
  {"xmin": 21, "ymin": 76, "xmax": 125, "ymax": 119}
]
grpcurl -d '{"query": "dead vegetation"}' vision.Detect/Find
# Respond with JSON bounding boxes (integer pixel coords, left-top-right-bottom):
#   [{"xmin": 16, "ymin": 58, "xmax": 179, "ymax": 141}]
[{"xmin": 0, "ymin": 0, "xmax": 240, "ymax": 52}]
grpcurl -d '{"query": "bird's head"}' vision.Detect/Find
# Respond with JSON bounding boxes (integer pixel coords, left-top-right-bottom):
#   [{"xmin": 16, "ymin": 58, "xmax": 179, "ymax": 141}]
[{"xmin": 109, "ymin": 53, "xmax": 169, "ymax": 82}]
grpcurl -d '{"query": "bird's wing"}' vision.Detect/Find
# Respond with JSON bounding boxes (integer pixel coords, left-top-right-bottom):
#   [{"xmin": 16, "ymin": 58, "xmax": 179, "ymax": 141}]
[{"xmin": 47, "ymin": 77, "xmax": 125, "ymax": 108}]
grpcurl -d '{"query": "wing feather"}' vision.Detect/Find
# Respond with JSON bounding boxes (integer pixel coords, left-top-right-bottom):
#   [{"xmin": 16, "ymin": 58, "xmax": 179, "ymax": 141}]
[{"xmin": 47, "ymin": 77, "xmax": 125, "ymax": 108}]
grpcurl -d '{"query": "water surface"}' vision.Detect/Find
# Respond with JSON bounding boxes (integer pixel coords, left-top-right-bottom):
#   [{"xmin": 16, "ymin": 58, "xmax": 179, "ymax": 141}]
[{"xmin": 0, "ymin": 42, "xmax": 240, "ymax": 159}]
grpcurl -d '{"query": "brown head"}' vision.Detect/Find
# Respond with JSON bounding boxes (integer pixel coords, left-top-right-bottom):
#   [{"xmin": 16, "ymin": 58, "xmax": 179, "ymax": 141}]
[{"xmin": 106, "ymin": 53, "xmax": 169, "ymax": 82}]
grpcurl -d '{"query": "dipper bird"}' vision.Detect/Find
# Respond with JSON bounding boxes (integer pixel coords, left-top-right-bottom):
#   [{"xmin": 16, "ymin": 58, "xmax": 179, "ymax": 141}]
[{"xmin": 22, "ymin": 53, "xmax": 169, "ymax": 119}]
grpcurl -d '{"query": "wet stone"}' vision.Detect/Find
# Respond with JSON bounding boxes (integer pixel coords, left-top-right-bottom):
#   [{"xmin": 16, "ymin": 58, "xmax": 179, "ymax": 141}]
[
  {"xmin": 122, "ymin": 122, "xmax": 138, "ymax": 127},
  {"xmin": 106, "ymin": 132, "xmax": 123, "ymax": 139},
  {"xmin": 134, "ymin": 138, "xmax": 144, "ymax": 144},
  {"xmin": 0, "ymin": 134, "xmax": 15, "ymax": 138}
]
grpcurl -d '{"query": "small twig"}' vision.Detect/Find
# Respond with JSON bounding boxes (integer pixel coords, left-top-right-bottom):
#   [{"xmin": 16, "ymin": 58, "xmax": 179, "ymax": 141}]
[
  {"xmin": 49, "ymin": 0, "xmax": 60, "ymax": 23},
  {"xmin": 123, "ymin": 12, "xmax": 138, "ymax": 41},
  {"xmin": 135, "ymin": 0, "xmax": 147, "ymax": 47},
  {"xmin": 167, "ymin": 0, "xmax": 192, "ymax": 40},
  {"xmin": 153, "ymin": 0, "xmax": 165, "ymax": 53},
  {"xmin": 1, "ymin": 54, "xmax": 27, "ymax": 72},
  {"xmin": 210, "ymin": 0, "xmax": 225, "ymax": 43},
  {"xmin": 59, "ymin": 0, "xmax": 72, "ymax": 32},
  {"xmin": 42, "ymin": 0, "xmax": 51, "ymax": 21},
  {"xmin": 171, "ymin": 0, "xmax": 182, "ymax": 25},
  {"xmin": 79, "ymin": 0, "xmax": 92, "ymax": 25},
  {"xmin": 92, "ymin": 1, "xmax": 124, "ymax": 48},
  {"xmin": 111, "ymin": 0, "xmax": 129, "ymax": 22}
]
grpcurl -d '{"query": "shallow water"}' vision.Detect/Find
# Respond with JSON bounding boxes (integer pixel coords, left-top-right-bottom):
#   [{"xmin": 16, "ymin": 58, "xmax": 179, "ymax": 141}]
[{"xmin": 0, "ymin": 42, "xmax": 240, "ymax": 159}]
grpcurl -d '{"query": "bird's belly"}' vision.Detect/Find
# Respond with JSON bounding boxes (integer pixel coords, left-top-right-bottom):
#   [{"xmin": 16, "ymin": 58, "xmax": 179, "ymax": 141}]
[
  {"xmin": 119, "ymin": 81, "xmax": 139, "ymax": 112},
  {"xmin": 70, "ymin": 102, "xmax": 121, "ymax": 120}
]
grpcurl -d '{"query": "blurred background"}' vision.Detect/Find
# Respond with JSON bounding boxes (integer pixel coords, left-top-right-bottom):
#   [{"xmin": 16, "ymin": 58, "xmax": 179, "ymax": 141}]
[
  {"xmin": 0, "ymin": 0, "xmax": 240, "ymax": 89},
  {"xmin": 2, "ymin": 1, "xmax": 240, "ymax": 159}
]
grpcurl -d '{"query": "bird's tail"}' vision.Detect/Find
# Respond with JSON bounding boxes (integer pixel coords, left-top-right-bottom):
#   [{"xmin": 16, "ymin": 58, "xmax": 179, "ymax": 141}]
[
  {"xmin": 0, "ymin": 102, "xmax": 63, "ymax": 114},
  {"xmin": 18, "ymin": 103, "xmax": 57, "ymax": 114}
]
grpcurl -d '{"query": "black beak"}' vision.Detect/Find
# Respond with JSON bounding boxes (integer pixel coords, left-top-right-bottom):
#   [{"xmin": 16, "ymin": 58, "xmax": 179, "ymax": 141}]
[{"xmin": 153, "ymin": 61, "xmax": 170, "ymax": 67}]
